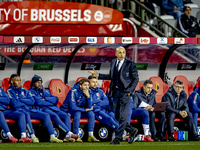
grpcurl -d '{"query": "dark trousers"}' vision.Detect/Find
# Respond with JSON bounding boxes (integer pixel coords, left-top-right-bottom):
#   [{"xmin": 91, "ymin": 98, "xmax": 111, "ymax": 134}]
[
  {"xmin": 167, "ymin": 112, "xmax": 196, "ymax": 138},
  {"xmin": 113, "ymin": 89, "xmax": 134, "ymax": 140},
  {"xmin": 149, "ymin": 111, "xmax": 165, "ymax": 137}
]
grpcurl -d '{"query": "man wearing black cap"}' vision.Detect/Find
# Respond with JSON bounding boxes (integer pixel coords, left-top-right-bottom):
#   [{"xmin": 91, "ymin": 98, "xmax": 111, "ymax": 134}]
[
  {"xmin": 7, "ymin": 74, "xmax": 63, "ymax": 143},
  {"xmin": 29, "ymin": 75, "xmax": 79, "ymax": 142}
]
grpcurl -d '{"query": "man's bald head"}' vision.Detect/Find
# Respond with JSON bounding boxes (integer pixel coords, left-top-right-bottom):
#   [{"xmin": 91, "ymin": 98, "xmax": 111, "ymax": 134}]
[
  {"xmin": 115, "ymin": 46, "xmax": 126, "ymax": 60},
  {"xmin": 116, "ymin": 46, "xmax": 125, "ymax": 51}
]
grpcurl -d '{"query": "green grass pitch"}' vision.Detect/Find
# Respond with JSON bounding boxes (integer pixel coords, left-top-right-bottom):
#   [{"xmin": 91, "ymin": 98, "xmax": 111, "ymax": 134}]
[{"xmin": 0, "ymin": 142, "xmax": 200, "ymax": 150}]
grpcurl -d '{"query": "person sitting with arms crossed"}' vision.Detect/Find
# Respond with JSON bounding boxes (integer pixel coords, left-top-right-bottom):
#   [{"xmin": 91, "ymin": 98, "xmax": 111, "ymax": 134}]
[
  {"xmin": 7, "ymin": 74, "xmax": 63, "ymax": 143},
  {"xmin": 29, "ymin": 75, "xmax": 79, "ymax": 142},
  {"xmin": 0, "ymin": 87, "xmax": 29, "ymax": 143}
]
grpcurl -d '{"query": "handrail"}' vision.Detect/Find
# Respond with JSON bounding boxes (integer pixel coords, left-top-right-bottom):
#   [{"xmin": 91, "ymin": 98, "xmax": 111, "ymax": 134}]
[
  {"xmin": 0, "ymin": 52, "xmax": 16, "ymax": 63},
  {"xmin": 122, "ymin": 0, "xmax": 188, "ymax": 37},
  {"xmin": 123, "ymin": 18, "xmax": 137, "ymax": 37}
]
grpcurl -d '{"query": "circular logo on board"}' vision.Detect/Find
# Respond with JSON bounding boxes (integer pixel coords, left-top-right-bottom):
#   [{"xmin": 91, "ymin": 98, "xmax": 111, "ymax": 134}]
[
  {"xmin": 197, "ymin": 126, "xmax": 200, "ymax": 135},
  {"xmin": 103, "ymin": 11, "xmax": 112, "ymax": 22},
  {"xmin": 98, "ymin": 127, "xmax": 108, "ymax": 139},
  {"xmin": 1, "ymin": 129, "xmax": 8, "ymax": 139},
  {"xmin": 94, "ymin": 11, "xmax": 103, "ymax": 22},
  {"xmin": 78, "ymin": 128, "xmax": 84, "ymax": 139}
]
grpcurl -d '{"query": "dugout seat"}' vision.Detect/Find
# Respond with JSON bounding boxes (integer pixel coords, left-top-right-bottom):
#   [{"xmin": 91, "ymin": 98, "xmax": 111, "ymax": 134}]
[
  {"xmin": 173, "ymin": 75, "xmax": 194, "ymax": 98},
  {"xmin": 149, "ymin": 76, "xmax": 169, "ymax": 102},
  {"xmin": 76, "ymin": 77, "xmax": 87, "ymax": 83},
  {"xmin": 1, "ymin": 77, "xmax": 10, "ymax": 92},
  {"xmin": 196, "ymin": 76, "xmax": 200, "ymax": 88},
  {"xmin": 102, "ymin": 80, "xmax": 143, "ymax": 95},
  {"xmin": 135, "ymin": 81, "xmax": 143, "ymax": 91},
  {"xmin": 49, "ymin": 79, "xmax": 71, "ymax": 108},
  {"xmin": 23, "ymin": 80, "xmax": 31, "ymax": 90}
]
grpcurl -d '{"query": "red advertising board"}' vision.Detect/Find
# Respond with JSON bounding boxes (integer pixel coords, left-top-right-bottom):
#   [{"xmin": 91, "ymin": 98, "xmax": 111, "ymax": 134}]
[
  {"xmin": 0, "ymin": 46, "xmax": 116, "ymax": 56},
  {"xmin": 0, "ymin": 1, "xmax": 123, "ymax": 24}
]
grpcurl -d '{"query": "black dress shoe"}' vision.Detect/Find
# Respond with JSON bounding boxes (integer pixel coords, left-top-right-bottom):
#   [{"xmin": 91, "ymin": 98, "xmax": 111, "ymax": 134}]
[
  {"xmin": 110, "ymin": 138, "xmax": 120, "ymax": 145},
  {"xmin": 193, "ymin": 136, "xmax": 200, "ymax": 141},
  {"xmin": 168, "ymin": 136, "xmax": 177, "ymax": 141},
  {"xmin": 152, "ymin": 136, "xmax": 160, "ymax": 142},
  {"xmin": 159, "ymin": 136, "xmax": 167, "ymax": 141},
  {"xmin": 128, "ymin": 128, "xmax": 138, "ymax": 144}
]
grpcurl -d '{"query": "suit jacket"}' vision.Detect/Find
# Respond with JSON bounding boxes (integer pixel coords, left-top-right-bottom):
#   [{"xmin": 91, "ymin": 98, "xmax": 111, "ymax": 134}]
[
  {"xmin": 98, "ymin": 58, "xmax": 139, "ymax": 97},
  {"xmin": 162, "ymin": 87, "xmax": 189, "ymax": 114}
]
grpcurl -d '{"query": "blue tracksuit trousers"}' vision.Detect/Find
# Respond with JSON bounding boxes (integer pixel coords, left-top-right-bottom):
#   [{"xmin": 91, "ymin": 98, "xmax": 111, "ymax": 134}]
[
  {"xmin": 95, "ymin": 109, "xmax": 119, "ymax": 131},
  {"xmin": 69, "ymin": 111, "xmax": 95, "ymax": 134},
  {"xmin": 127, "ymin": 108, "xmax": 149, "ymax": 124},
  {"xmin": 18, "ymin": 109, "xmax": 55, "ymax": 135},
  {"xmin": 42, "ymin": 108, "xmax": 71, "ymax": 134}
]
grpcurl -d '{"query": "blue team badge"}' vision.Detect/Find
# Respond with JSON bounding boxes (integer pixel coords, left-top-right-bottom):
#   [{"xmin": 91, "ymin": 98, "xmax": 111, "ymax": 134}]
[
  {"xmin": 98, "ymin": 115, "xmax": 102, "ymax": 120},
  {"xmin": 78, "ymin": 128, "xmax": 84, "ymax": 138},
  {"xmin": 98, "ymin": 127, "xmax": 108, "ymax": 139}
]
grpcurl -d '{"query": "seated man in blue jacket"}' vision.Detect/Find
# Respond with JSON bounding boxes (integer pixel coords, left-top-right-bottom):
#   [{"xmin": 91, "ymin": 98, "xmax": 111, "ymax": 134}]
[
  {"xmin": 60, "ymin": 78, "xmax": 99, "ymax": 142},
  {"xmin": 0, "ymin": 87, "xmax": 26, "ymax": 143},
  {"xmin": 88, "ymin": 76, "xmax": 119, "ymax": 132},
  {"xmin": 133, "ymin": 80, "xmax": 166, "ymax": 141},
  {"xmin": 7, "ymin": 74, "xmax": 63, "ymax": 143},
  {"xmin": 29, "ymin": 75, "xmax": 78, "ymax": 142},
  {"xmin": 162, "ymin": 80, "xmax": 199, "ymax": 141},
  {"xmin": 188, "ymin": 87, "xmax": 200, "ymax": 136}
]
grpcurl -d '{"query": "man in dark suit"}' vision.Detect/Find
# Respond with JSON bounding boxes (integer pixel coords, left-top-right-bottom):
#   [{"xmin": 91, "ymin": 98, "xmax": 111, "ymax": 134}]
[
  {"xmin": 162, "ymin": 80, "xmax": 199, "ymax": 141},
  {"xmin": 88, "ymin": 46, "xmax": 139, "ymax": 144}
]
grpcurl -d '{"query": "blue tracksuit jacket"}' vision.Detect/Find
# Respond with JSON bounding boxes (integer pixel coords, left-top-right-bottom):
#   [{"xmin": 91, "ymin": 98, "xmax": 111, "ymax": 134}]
[
  {"xmin": 162, "ymin": 0, "xmax": 183, "ymax": 12},
  {"xmin": 89, "ymin": 87, "xmax": 109, "ymax": 112},
  {"xmin": 188, "ymin": 88, "xmax": 200, "ymax": 113},
  {"xmin": 60, "ymin": 82, "xmax": 92, "ymax": 112},
  {"xmin": 0, "ymin": 88, "xmax": 10, "ymax": 111},
  {"xmin": 7, "ymin": 85, "xmax": 37, "ymax": 112},
  {"xmin": 29, "ymin": 86, "xmax": 60, "ymax": 111}
]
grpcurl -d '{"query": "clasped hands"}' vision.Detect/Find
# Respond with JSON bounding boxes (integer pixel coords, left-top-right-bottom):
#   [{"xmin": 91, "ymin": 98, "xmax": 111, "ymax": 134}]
[
  {"xmin": 179, "ymin": 110, "xmax": 188, "ymax": 118},
  {"xmin": 144, "ymin": 105, "xmax": 154, "ymax": 111}
]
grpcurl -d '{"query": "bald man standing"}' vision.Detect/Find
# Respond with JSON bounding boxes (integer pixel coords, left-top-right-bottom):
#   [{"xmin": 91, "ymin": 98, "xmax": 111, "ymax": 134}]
[{"xmin": 89, "ymin": 47, "xmax": 139, "ymax": 145}]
